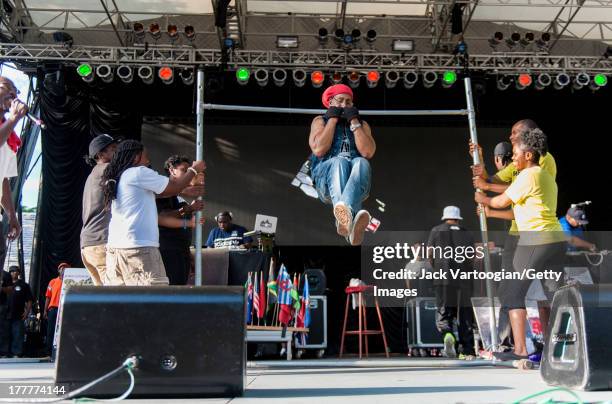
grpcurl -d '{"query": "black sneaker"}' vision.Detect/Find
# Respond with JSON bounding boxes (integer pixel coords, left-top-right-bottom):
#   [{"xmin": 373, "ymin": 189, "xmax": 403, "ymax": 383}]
[{"xmin": 492, "ymin": 351, "xmax": 529, "ymax": 361}]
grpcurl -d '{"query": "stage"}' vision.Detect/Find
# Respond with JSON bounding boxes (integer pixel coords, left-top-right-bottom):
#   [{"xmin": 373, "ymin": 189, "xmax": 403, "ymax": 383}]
[{"xmin": 1, "ymin": 359, "xmax": 611, "ymax": 403}]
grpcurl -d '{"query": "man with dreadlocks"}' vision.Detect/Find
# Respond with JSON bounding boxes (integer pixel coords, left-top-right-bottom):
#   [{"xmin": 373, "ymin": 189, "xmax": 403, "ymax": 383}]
[{"xmin": 102, "ymin": 140, "xmax": 205, "ymax": 286}]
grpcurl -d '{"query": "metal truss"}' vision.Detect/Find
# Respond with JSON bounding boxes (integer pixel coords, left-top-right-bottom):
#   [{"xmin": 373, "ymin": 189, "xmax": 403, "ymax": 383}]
[{"xmin": 2, "ymin": 43, "xmax": 611, "ymax": 73}]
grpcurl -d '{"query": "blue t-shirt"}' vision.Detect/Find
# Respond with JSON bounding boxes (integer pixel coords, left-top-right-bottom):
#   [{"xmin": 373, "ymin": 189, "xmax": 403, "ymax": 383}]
[
  {"xmin": 559, "ymin": 216, "xmax": 584, "ymax": 251},
  {"xmin": 206, "ymin": 225, "xmax": 252, "ymax": 248}
]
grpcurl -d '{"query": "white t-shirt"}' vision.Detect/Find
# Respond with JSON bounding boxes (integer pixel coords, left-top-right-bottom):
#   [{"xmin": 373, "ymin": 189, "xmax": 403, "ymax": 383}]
[
  {"xmin": 0, "ymin": 143, "xmax": 18, "ymax": 202},
  {"xmin": 107, "ymin": 166, "xmax": 169, "ymax": 248}
]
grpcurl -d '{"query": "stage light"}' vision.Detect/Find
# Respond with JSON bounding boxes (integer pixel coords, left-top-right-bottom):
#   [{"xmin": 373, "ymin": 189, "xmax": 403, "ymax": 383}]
[
  {"xmin": 311, "ymin": 70, "xmax": 325, "ymax": 88},
  {"xmin": 149, "ymin": 23, "xmax": 161, "ymax": 40},
  {"xmin": 520, "ymin": 32, "xmax": 534, "ymax": 47},
  {"xmin": 184, "ymin": 25, "xmax": 196, "ymax": 40},
  {"xmin": 489, "ymin": 32, "xmax": 503, "ymax": 49},
  {"xmin": 76, "ymin": 63, "xmax": 94, "ymax": 82},
  {"xmin": 318, "ymin": 28, "xmax": 328, "ymax": 43},
  {"xmin": 403, "ymin": 71, "xmax": 418, "ymax": 89},
  {"xmin": 277, "ymin": 36, "xmax": 298, "ymax": 49},
  {"xmin": 96, "ymin": 64, "xmax": 113, "ymax": 83},
  {"xmin": 224, "ymin": 37, "xmax": 235, "ymax": 49},
  {"xmin": 553, "ymin": 73, "xmax": 570, "ymax": 90},
  {"xmin": 334, "ymin": 29, "xmax": 344, "ymax": 41},
  {"xmin": 351, "ymin": 29, "xmax": 361, "ymax": 42},
  {"xmin": 133, "ymin": 22, "xmax": 145, "ymax": 41},
  {"xmin": 236, "ymin": 67, "xmax": 250, "ymax": 85},
  {"xmin": 593, "ymin": 73, "xmax": 608, "ymax": 87},
  {"xmin": 272, "ymin": 69, "xmax": 287, "ymax": 87},
  {"xmin": 331, "ymin": 71, "xmax": 343, "ymax": 84},
  {"xmin": 167, "ymin": 24, "xmax": 178, "ymax": 40},
  {"xmin": 496, "ymin": 75, "xmax": 512, "ymax": 91},
  {"xmin": 536, "ymin": 32, "xmax": 551, "ymax": 51},
  {"xmin": 179, "ymin": 68, "xmax": 194, "ymax": 85},
  {"xmin": 506, "ymin": 32, "xmax": 520, "ymax": 49},
  {"xmin": 366, "ymin": 30, "xmax": 377, "ymax": 43},
  {"xmin": 348, "ymin": 71, "xmax": 360, "ymax": 88},
  {"xmin": 254, "ymin": 69, "xmax": 269, "ymax": 87},
  {"xmin": 366, "ymin": 70, "xmax": 380, "ymax": 88},
  {"xmin": 422, "ymin": 71, "xmax": 438, "ymax": 88},
  {"xmin": 137, "ymin": 66, "xmax": 154, "ymax": 84},
  {"xmin": 52, "ymin": 31, "xmax": 73, "ymax": 48},
  {"xmin": 516, "ymin": 73, "xmax": 532, "ymax": 90},
  {"xmin": 534, "ymin": 73, "xmax": 551, "ymax": 90},
  {"xmin": 572, "ymin": 72, "xmax": 590, "ymax": 90},
  {"xmin": 293, "ymin": 69, "xmax": 307, "ymax": 87},
  {"xmin": 343, "ymin": 35, "xmax": 353, "ymax": 46},
  {"xmin": 384, "ymin": 71, "xmax": 399, "ymax": 88},
  {"xmin": 392, "ymin": 39, "xmax": 414, "ymax": 52},
  {"xmin": 116, "ymin": 65, "xmax": 133, "ymax": 83},
  {"xmin": 442, "ymin": 70, "xmax": 457, "ymax": 87},
  {"xmin": 158, "ymin": 66, "xmax": 174, "ymax": 84}
]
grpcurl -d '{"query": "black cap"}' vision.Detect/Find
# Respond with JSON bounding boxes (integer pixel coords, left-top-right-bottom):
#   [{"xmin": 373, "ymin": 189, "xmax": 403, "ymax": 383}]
[
  {"xmin": 494, "ymin": 141, "xmax": 513, "ymax": 157},
  {"xmin": 8, "ymin": 266, "xmax": 19, "ymax": 273},
  {"xmin": 567, "ymin": 207, "xmax": 588, "ymax": 225},
  {"xmin": 88, "ymin": 134, "xmax": 116, "ymax": 159}
]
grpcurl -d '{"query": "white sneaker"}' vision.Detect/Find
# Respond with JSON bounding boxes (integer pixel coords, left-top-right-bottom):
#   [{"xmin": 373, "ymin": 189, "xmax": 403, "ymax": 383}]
[
  {"xmin": 349, "ymin": 210, "xmax": 371, "ymax": 246},
  {"xmin": 333, "ymin": 202, "xmax": 353, "ymax": 237}
]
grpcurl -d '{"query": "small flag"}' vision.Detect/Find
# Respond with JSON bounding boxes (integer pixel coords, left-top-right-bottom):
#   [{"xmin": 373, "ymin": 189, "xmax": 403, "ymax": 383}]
[
  {"xmin": 291, "ymin": 273, "xmax": 301, "ymax": 312},
  {"xmin": 245, "ymin": 272, "xmax": 253, "ymax": 324},
  {"xmin": 278, "ymin": 265, "xmax": 293, "ymax": 325},
  {"xmin": 267, "ymin": 262, "xmax": 277, "ymax": 305},
  {"xmin": 258, "ymin": 271, "xmax": 266, "ymax": 319},
  {"xmin": 253, "ymin": 272, "xmax": 260, "ymax": 319},
  {"xmin": 296, "ymin": 275, "xmax": 310, "ymax": 328}
]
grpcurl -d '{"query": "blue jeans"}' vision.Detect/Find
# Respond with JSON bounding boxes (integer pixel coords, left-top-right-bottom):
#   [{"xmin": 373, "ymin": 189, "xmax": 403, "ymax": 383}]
[
  {"xmin": 312, "ymin": 156, "xmax": 371, "ymax": 216},
  {"xmin": 9, "ymin": 318, "xmax": 25, "ymax": 356}
]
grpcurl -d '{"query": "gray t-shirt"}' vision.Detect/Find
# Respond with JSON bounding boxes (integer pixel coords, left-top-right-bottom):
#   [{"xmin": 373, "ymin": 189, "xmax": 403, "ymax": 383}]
[{"xmin": 80, "ymin": 163, "xmax": 110, "ymax": 248}]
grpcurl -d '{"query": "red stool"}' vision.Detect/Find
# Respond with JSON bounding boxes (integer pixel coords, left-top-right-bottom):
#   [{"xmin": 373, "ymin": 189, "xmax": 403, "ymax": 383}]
[{"xmin": 339, "ymin": 284, "xmax": 389, "ymax": 358}]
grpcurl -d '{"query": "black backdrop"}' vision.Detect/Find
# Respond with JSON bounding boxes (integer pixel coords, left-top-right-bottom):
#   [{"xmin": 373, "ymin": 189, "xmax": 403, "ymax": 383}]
[{"xmin": 34, "ymin": 67, "xmax": 612, "ymax": 353}]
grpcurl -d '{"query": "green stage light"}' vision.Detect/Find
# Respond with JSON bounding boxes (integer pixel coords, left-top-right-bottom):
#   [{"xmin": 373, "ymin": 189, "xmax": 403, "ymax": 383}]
[
  {"xmin": 236, "ymin": 68, "xmax": 250, "ymax": 84},
  {"xmin": 76, "ymin": 63, "xmax": 93, "ymax": 77},
  {"xmin": 442, "ymin": 71, "xmax": 457, "ymax": 87},
  {"xmin": 442, "ymin": 71, "xmax": 457, "ymax": 84},
  {"xmin": 594, "ymin": 74, "xmax": 608, "ymax": 87}
]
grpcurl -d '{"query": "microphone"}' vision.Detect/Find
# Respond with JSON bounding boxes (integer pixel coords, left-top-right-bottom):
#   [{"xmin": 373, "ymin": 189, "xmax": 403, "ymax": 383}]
[{"xmin": 570, "ymin": 201, "xmax": 592, "ymax": 208}]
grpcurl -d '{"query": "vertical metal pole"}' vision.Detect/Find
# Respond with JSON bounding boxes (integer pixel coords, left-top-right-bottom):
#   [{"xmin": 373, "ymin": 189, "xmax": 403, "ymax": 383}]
[
  {"xmin": 195, "ymin": 68, "xmax": 205, "ymax": 286},
  {"xmin": 464, "ymin": 77, "xmax": 498, "ymax": 351}
]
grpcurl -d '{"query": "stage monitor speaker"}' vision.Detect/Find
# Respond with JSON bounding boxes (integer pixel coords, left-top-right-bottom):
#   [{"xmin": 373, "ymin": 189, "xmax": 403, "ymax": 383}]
[
  {"xmin": 541, "ymin": 284, "xmax": 612, "ymax": 391},
  {"xmin": 295, "ymin": 295, "xmax": 327, "ymax": 349},
  {"xmin": 55, "ymin": 286, "xmax": 246, "ymax": 398},
  {"xmin": 304, "ymin": 269, "xmax": 326, "ymax": 295}
]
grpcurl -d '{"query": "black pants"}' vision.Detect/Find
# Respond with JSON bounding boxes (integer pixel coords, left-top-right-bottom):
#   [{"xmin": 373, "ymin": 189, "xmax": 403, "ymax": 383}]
[
  {"xmin": 434, "ymin": 284, "xmax": 475, "ymax": 355},
  {"xmin": 46, "ymin": 307, "xmax": 58, "ymax": 355},
  {"xmin": 160, "ymin": 247, "xmax": 191, "ymax": 285},
  {"xmin": 498, "ymin": 234, "xmax": 519, "ymax": 347},
  {"xmin": 500, "ymin": 242, "xmax": 566, "ymax": 310}
]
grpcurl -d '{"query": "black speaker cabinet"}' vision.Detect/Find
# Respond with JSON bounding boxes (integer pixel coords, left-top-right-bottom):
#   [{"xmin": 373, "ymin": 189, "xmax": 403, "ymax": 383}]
[
  {"xmin": 304, "ymin": 269, "xmax": 326, "ymax": 295},
  {"xmin": 541, "ymin": 284, "xmax": 612, "ymax": 391},
  {"xmin": 55, "ymin": 286, "xmax": 246, "ymax": 398}
]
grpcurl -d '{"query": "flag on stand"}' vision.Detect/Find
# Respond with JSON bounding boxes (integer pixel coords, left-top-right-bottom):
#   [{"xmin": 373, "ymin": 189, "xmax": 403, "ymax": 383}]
[
  {"xmin": 277, "ymin": 265, "xmax": 293, "ymax": 325},
  {"xmin": 245, "ymin": 272, "xmax": 253, "ymax": 324},
  {"xmin": 296, "ymin": 275, "xmax": 310, "ymax": 329},
  {"xmin": 267, "ymin": 263, "xmax": 277, "ymax": 305},
  {"xmin": 291, "ymin": 273, "xmax": 301, "ymax": 312},
  {"xmin": 253, "ymin": 272, "xmax": 260, "ymax": 320},
  {"xmin": 258, "ymin": 271, "xmax": 266, "ymax": 319}
]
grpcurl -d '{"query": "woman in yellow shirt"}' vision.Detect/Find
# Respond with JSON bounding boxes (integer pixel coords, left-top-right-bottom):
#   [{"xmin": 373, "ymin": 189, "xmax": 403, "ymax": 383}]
[{"xmin": 475, "ymin": 128, "xmax": 566, "ymax": 361}]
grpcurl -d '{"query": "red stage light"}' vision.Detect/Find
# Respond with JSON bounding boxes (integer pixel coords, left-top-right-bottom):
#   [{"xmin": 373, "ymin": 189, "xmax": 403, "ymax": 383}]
[
  {"xmin": 367, "ymin": 71, "xmax": 380, "ymax": 82},
  {"xmin": 518, "ymin": 74, "xmax": 532, "ymax": 87},
  {"xmin": 311, "ymin": 70, "xmax": 324, "ymax": 85},
  {"xmin": 159, "ymin": 66, "xmax": 174, "ymax": 81}
]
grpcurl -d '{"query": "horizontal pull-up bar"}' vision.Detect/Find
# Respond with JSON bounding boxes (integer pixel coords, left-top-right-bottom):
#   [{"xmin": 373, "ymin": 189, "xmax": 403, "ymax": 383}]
[{"xmin": 203, "ymin": 103, "xmax": 469, "ymax": 116}]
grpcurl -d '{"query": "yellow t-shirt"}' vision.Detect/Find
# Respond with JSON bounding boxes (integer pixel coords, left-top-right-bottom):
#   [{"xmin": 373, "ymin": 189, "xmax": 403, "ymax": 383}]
[
  {"xmin": 495, "ymin": 152, "xmax": 557, "ymax": 233},
  {"xmin": 504, "ymin": 166, "xmax": 565, "ymax": 245}
]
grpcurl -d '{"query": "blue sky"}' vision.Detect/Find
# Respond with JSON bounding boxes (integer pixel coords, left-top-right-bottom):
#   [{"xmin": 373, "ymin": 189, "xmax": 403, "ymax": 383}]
[{"xmin": 1, "ymin": 63, "xmax": 41, "ymax": 208}]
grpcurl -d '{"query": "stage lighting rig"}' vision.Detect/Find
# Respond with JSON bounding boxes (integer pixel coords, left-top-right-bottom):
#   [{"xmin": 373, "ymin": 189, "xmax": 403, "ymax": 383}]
[
  {"xmin": 515, "ymin": 73, "xmax": 532, "ymax": 90},
  {"xmin": 272, "ymin": 69, "xmax": 287, "ymax": 87},
  {"xmin": 536, "ymin": 33, "xmax": 551, "ymax": 52},
  {"xmin": 76, "ymin": 63, "xmax": 94, "ymax": 82},
  {"xmin": 236, "ymin": 67, "xmax": 250, "ymax": 85},
  {"xmin": 158, "ymin": 66, "xmax": 174, "ymax": 85},
  {"xmin": 138, "ymin": 66, "xmax": 154, "ymax": 85},
  {"xmin": 179, "ymin": 68, "xmax": 194, "ymax": 85},
  {"xmin": 311, "ymin": 71, "xmax": 325, "ymax": 88},
  {"xmin": 496, "ymin": 75, "xmax": 512, "ymax": 91},
  {"xmin": 116, "ymin": 65, "xmax": 133, "ymax": 83},
  {"xmin": 184, "ymin": 25, "xmax": 196, "ymax": 41},
  {"xmin": 331, "ymin": 72, "xmax": 343, "ymax": 84},
  {"xmin": 422, "ymin": 71, "xmax": 438, "ymax": 88},
  {"xmin": 132, "ymin": 22, "xmax": 145, "ymax": 43},
  {"xmin": 553, "ymin": 73, "xmax": 570, "ymax": 90},
  {"xmin": 403, "ymin": 71, "xmax": 418, "ymax": 89},
  {"xmin": 366, "ymin": 71, "xmax": 380, "ymax": 88},
  {"xmin": 366, "ymin": 30, "xmax": 377, "ymax": 43},
  {"xmin": 384, "ymin": 71, "xmax": 399, "ymax": 88},
  {"xmin": 293, "ymin": 69, "xmax": 307, "ymax": 87},
  {"xmin": 148, "ymin": 23, "xmax": 161, "ymax": 40},
  {"xmin": 506, "ymin": 32, "xmax": 520, "ymax": 50},
  {"xmin": 520, "ymin": 32, "xmax": 535, "ymax": 48},
  {"xmin": 489, "ymin": 32, "xmax": 503, "ymax": 50},
  {"xmin": 572, "ymin": 72, "xmax": 590, "ymax": 90},
  {"xmin": 96, "ymin": 64, "xmax": 113, "ymax": 83},
  {"xmin": 52, "ymin": 31, "xmax": 73, "ymax": 48},
  {"xmin": 442, "ymin": 71, "xmax": 457, "ymax": 88},
  {"xmin": 254, "ymin": 69, "xmax": 269, "ymax": 87},
  {"xmin": 534, "ymin": 73, "xmax": 551, "ymax": 90},
  {"xmin": 592, "ymin": 74, "xmax": 608, "ymax": 88},
  {"xmin": 167, "ymin": 24, "xmax": 179, "ymax": 41},
  {"xmin": 318, "ymin": 28, "xmax": 329, "ymax": 44},
  {"xmin": 348, "ymin": 71, "xmax": 360, "ymax": 88}
]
